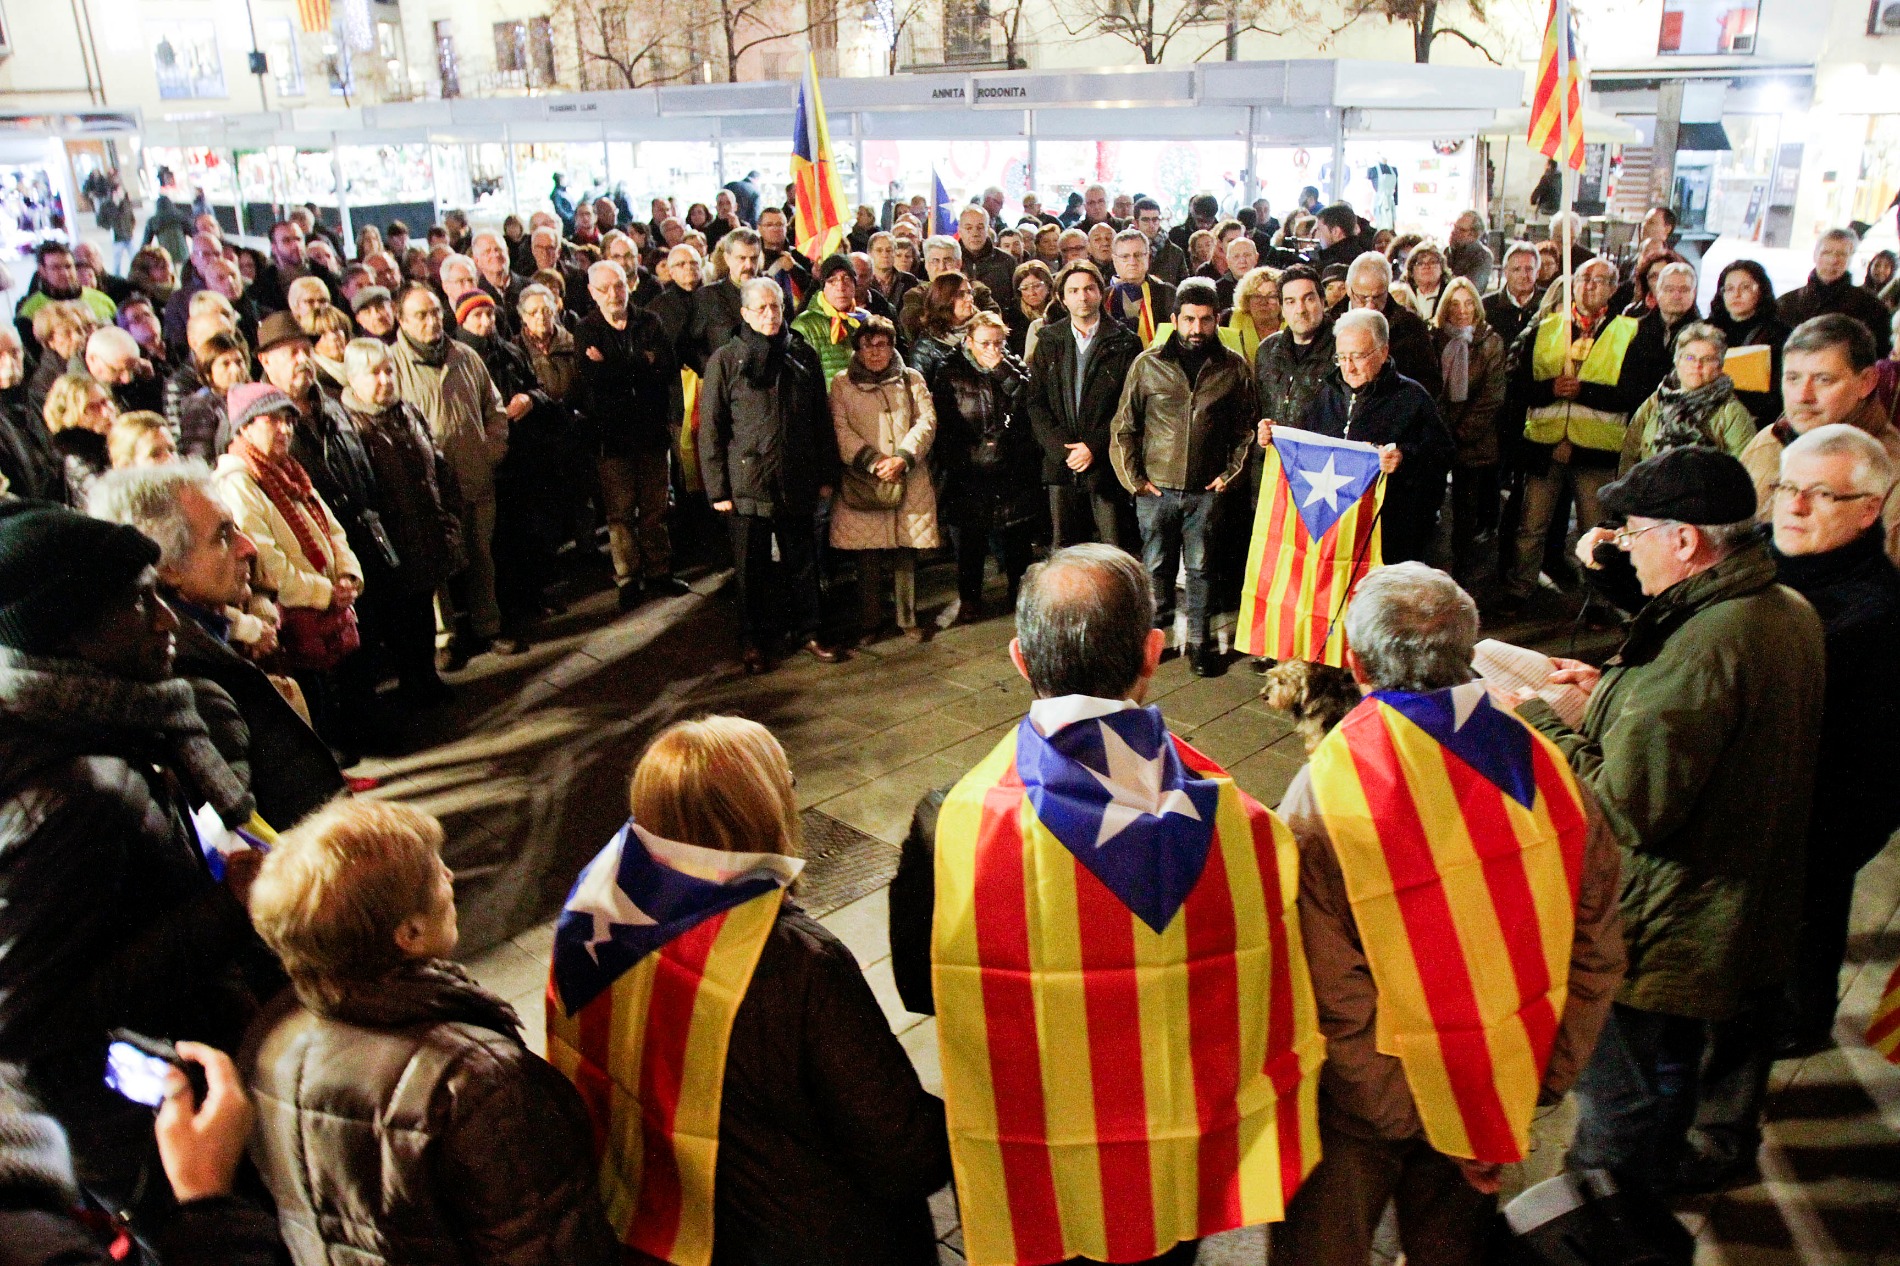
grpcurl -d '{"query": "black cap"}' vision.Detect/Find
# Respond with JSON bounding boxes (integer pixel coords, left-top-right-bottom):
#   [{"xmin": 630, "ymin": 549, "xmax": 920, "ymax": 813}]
[
  {"xmin": 0, "ymin": 502, "xmax": 161, "ymax": 655},
  {"xmin": 1320, "ymin": 263, "xmax": 1349, "ymax": 283},
  {"xmin": 816, "ymin": 253, "xmax": 856, "ymax": 286},
  {"xmin": 1599, "ymin": 446, "xmax": 1759, "ymax": 524}
]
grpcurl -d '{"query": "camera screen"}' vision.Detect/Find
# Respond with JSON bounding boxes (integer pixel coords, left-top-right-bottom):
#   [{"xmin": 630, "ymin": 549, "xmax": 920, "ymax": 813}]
[{"xmin": 105, "ymin": 1041, "xmax": 174, "ymax": 1108}]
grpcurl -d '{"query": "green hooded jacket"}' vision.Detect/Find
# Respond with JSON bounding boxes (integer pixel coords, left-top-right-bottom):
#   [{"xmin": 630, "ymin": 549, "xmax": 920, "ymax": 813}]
[{"xmin": 1519, "ymin": 540, "xmax": 1823, "ymax": 1022}]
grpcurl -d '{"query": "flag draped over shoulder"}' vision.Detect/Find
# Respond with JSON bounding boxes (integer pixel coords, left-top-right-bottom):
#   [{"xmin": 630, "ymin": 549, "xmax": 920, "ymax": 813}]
[
  {"xmin": 546, "ymin": 822, "xmax": 803, "ymax": 1266},
  {"xmin": 1870, "ymin": 962, "xmax": 1900, "ymax": 1064},
  {"xmin": 933, "ymin": 705, "xmax": 1323, "ymax": 1266},
  {"xmin": 1236, "ymin": 427, "xmax": 1384, "ymax": 668},
  {"xmin": 790, "ymin": 58, "xmax": 847, "ymax": 263},
  {"xmin": 1529, "ymin": 0, "xmax": 1585, "ymax": 171},
  {"xmin": 1307, "ymin": 684, "xmax": 1589, "ymax": 1164}
]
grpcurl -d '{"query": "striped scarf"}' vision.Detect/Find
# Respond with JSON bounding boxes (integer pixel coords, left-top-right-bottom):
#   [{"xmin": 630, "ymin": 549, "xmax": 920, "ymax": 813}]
[{"xmin": 231, "ymin": 434, "xmax": 332, "ymax": 578}]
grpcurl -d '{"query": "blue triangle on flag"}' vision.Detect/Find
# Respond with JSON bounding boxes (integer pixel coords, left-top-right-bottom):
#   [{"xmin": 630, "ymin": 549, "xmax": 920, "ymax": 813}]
[
  {"xmin": 1273, "ymin": 431, "xmax": 1383, "ymax": 544},
  {"xmin": 1015, "ymin": 707, "xmax": 1221, "ymax": 934},
  {"xmin": 1374, "ymin": 683, "xmax": 1539, "ymax": 809},
  {"xmin": 932, "ymin": 169, "xmax": 957, "ymax": 238}
]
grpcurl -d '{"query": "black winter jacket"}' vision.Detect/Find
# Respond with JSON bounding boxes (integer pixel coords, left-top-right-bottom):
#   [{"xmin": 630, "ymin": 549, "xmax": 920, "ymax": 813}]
[
  {"xmin": 1779, "ymin": 271, "xmax": 1893, "ymax": 358},
  {"xmin": 709, "ymin": 906, "xmax": 951, "ymax": 1266},
  {"xmin": 931, "ymin": 348, "xmax": 1040, "ymax": 525},
  {"xmin": 1024, "ymin": 313, "xmax": 1143, "ymax": 488},
  {"xmin": 574, "ymin": 308, "xmax": 679, "ymax": 457},
  {"xmin": 1300, "ymin": 360, "xmax": 1454, "ymax": 563},
  {"xmin": 699, "ymin": 328, "xmax": 839, "ymax": 518}
]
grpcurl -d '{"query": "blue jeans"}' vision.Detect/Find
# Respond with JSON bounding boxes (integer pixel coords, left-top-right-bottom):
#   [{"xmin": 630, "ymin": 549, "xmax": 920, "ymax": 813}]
[
  {"xmin": 1135, "ymin": 488, "xmax": 1215, "ymax": 645},
  {"xmin": 1568, "ymin": 1002, "xmax": 1708, "ymax": 1196}
]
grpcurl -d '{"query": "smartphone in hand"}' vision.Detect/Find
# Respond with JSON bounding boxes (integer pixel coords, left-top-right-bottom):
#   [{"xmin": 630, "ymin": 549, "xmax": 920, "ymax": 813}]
[{"xmin": 105, "ymin": 1030, "xmax": 207, "ymax": 1109}]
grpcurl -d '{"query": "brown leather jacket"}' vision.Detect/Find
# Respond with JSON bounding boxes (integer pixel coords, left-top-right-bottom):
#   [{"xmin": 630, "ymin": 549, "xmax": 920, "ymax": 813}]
[
  {"xmin": 241, "ymin": 961, "xmax": 617, "ymax": 1266},
  {"xmin": 1109, "ymin": 333, "xmax": 1258, "ymax": 494},
  {"xmin": 1278, "ymin": 766, "xmax": 1625, "ymax": 1143}
]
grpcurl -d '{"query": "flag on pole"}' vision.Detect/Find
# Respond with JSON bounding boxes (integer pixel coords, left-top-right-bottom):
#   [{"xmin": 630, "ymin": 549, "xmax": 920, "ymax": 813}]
[
  {"xmin": 295, "ymin": 0, "xmax": 332, "ymax": 36},
  {"xmin": 1234, "ymin": 428, "xmax": 1384, "ymax": 668},
  {"xmin": 932, "ymin": 711, "xmax": 1322, "ymax": 1266},
  {"xmin": 791, "ymin": 57, "xmax": 848, "ymax": 263},
  {"xmin": 931, "ymin": 169, "xmax": 958, "ymax": 237},
  {"xmin": 1870, "ymin": 962, "xmax": 1900, "ymax": 1063},
  {"xmin": 546, "ymin": 822, "xmax": 802, "ymax": 1266},
  {"xmin": 1529, "ymin": 0, "xmax": 1585, "ymax": 171}
]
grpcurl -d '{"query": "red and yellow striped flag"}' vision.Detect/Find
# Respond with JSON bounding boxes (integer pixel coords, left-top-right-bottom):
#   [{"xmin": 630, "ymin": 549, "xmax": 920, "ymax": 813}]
[
  {"xmin": 295, "ymin": 0, "xmax": 332, "ymax": 36},
  {"xmin": 1869, "ymin": 962, "xmax": 1900, "ymax": 1064},
  {"xmin": 933, "ymin": 714, "xmax": 1323, "ymax": 1266},
  {"xmin": 1235, "ymin": 429, "xmax": 1384, "ymax": 668},
  {"xmin": 1307, "ymin": 686, "xmax": 1589, "ymax": 1163},
  {"xmin": 678, "ymin": 368, "xmax": 703, "ymax": 494},
  {"xmin": 790, "ymin": 57, "xmax": 847, "ymax": 264},
  {"xmin": 546, "ymin": 824, "xmax": 800, "ymax": 1266},
  {"xmin": 1529, "ymin": 0, "xmax": 1585, "ymax": 171}
]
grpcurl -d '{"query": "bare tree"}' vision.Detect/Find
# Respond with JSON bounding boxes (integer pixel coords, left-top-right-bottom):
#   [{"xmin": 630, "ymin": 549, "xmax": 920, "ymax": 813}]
[
  {"xmin": 714, "ymin": 0, "xmax": 814, "ymax": 81},
  {"xmin": 552, "ymin": 0, "xmax": 713, "ymax": 87},
  {"xmin": 1341, "ymin": 0, "xmax": 1501, "ymax": 62},
  {"xmin": 865, "ymin": 0, "xmax": 938, "ymax": 74},
  {"xmin": 986, "ymin": 0, "xmax": 1032, "ymax": 66},
  {"xmin": 1060, "ymin": 0, "xmax": 1306, "ymax": 65}
]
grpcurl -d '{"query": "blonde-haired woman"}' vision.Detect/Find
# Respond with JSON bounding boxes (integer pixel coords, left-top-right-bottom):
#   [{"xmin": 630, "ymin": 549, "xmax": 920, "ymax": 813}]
[
  {"xmin": 107, "ymin": 410, "xmax": 177, "ymax": 469},
  {"xmin": 1224, "ymin": 265, "xmax": 1284, "ymax": 363},
  {"xmin": 27, "ymin": 299, "xmax": 96, "ymax": 417},
  {"xmin": 548, "ymin": 716, "xmax": 949, "ymax": 1266},
  {"xmin": 43, "ymin": 371, "xmax": 117, "ymax": 506},
  {"xmin": 1432, "ymin": 275, "xmax": 1507, "ymax": 584},
  {"xmin": 243, "ymin": 799, "xmax": 618, "ymax": 1264}
]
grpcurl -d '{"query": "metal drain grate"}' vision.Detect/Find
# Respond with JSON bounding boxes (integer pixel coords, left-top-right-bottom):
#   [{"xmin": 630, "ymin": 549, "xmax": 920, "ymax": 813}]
[{"xmin": 797, "ymin": 809, "xmax": 901, "ymax": 918}]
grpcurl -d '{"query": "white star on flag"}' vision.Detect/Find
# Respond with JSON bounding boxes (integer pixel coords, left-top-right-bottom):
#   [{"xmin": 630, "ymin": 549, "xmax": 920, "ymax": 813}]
[
  {"xmin": 566, "ymin": 836, "xmax": 654, "ymax": 962},
  {"xmin": 1450, "ymin": 680, "xmax": 1486, "ymax": 731},
  {"xmin": 1085, "ymin": 720, "xmax": 1203, "ymax": 848},
  {"xmin": 1298, "ymin": 454, "xmax": 1356, "ymax": 512}
]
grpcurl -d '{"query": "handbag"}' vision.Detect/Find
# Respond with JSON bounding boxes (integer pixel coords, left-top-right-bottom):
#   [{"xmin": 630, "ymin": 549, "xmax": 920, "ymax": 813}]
[{"xmin": 275, "ymin": 602, "xmax": 361, "ymax": 673}]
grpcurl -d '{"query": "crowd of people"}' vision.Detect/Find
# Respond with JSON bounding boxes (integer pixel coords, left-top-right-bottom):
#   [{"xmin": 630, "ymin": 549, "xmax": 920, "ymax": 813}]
[{"xmin": 1, "ymin": 174, "xmax": 1898, "ymax": 1266}]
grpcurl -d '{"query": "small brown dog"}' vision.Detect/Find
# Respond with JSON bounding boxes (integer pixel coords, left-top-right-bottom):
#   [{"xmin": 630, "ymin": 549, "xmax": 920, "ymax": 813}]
[{"xmin": 1260, "ymin": 659, "xmax": 1362, "ymax": 753}]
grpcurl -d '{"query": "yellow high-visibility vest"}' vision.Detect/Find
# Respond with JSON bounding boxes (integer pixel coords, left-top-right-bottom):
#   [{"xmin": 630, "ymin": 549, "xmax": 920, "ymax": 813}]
[{"xmin": 1523, "ymin": 313, "xmax": 1640, "ymax": 453}]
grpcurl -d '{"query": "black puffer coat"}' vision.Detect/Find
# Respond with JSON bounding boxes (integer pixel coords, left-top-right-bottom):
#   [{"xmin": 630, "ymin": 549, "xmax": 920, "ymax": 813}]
[
  {"xmin": 242, "ymin": 962, "xmax": 618, "ymax": 1266},
  {"xmin": 699, "ymin": 328, "xmax": 839, "ymax": 518},
  {"xmin": 931, "ymin": 346, "xmax": 1040, "ymax": 527}
]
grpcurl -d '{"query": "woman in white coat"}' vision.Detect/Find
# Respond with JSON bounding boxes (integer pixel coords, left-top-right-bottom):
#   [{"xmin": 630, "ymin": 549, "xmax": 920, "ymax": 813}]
[{"xmin": 828, "ymin": 317, "xmax": 939, "ymax": 643}]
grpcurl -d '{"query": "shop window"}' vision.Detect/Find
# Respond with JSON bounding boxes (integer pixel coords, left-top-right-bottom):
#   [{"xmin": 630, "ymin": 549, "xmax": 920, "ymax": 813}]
[
  {"xmin": 266, "ymin": 19, "xmax": 305, "ymax": 98},
  {"xmin": 149, "ymin": 20, "xmax": 226, "ymax": 100},
  {"xmin": 494, "ymin": 20, "xmax": 529, "ymax": 88},
  {"xmin": 944, "ymin": 0, "xmax": 993, "ymax": 63},
  {"xmin": 1658, "ymin": 0, "xmax": 1761, "ymax": 55},
  {"xmin": 435, "ymin": 19, "xmax": 461, "ymax": 98}
]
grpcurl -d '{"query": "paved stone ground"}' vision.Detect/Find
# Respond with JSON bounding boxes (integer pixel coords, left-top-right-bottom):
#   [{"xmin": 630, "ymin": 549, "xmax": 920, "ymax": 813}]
[{"xmin": 360, "ymin": 559, "xmax": 1900, "ymax": 1265}]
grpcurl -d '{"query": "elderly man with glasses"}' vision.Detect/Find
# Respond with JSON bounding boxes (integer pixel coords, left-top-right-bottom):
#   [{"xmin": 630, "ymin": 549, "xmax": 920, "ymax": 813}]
[
  {"xmin": 1261, "ymin": 308, "xmax": 1453, "ymax": 565},
  {"xmin": 1518, "ymin": 445, "xmax": 1823, "ymax": 1197},
  {"xmin": 1339, "ymin": 252, "xmax": 1440, "ymax": 395}
]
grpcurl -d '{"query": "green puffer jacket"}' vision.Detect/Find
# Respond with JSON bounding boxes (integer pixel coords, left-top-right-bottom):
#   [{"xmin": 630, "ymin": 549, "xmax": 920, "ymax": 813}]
[{"xmin": 1518, "ymin": 541, "xmax": 1823, "ymax": 1023}]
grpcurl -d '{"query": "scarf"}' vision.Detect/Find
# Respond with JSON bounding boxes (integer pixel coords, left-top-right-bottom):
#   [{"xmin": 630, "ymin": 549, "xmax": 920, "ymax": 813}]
[
  {"xmin": 0, "ymin": 647, "xmax": 254, "ymax": 826},
  {"xmin": 738, "ymin": 326, "xmax": 790, "ymax": 389},
  {"xmin": 1569, "ymin": 306, "xmax": 1607, "ymax": 365},
  {"xmin": 1650, "ymin": 372, "xmax": 1737, "ymax": 453},
  {"xmin": 1441, "ymin": 325, "xmax": 1474, "ymax": 404},
  {"xmin": 400, "ymin": 328, "xmax": 450, "ymax": 368},
  {"xmin": 814, "ymin": 293, "xmax": 866, "ymax": 344},
  {"xmin": 232, "ymin": 434, "xmax": 333, "ymax": 579},
  {"xmin": 1113, "ymin": 279, "xmax": 1155, "ymax": 344}
]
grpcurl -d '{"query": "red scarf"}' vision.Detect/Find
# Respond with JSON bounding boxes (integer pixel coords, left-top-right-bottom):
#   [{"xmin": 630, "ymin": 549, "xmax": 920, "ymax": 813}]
[{"xmin": 232, "ymin": 434, "xmax": 332, "ymax": 578}]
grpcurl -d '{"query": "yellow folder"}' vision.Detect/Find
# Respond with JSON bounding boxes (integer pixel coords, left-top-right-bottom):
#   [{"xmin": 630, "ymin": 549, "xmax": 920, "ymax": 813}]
[{"xmin": 1725, "ymin": 344, "xmax": 1773, "ymax": 395}]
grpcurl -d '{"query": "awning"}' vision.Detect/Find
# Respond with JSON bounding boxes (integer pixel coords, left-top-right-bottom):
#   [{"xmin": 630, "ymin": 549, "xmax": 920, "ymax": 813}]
[{"xmin": 1478, "ymin": 107, "xmax": 1644, "ymax": 145}]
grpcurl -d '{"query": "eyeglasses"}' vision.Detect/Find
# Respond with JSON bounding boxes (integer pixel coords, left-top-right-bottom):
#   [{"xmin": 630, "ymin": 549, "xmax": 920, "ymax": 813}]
[
  {"xmin": 1612, "ymin": 522, "xmax": 1674, "ymax": 548},
  {"xmin": 1769, "ymin": 482, "xmax": 1878, "ymax": 508},
  {"xmin": 1334, "ymin": 349, "xmax": 1381, "ymax": 366}
]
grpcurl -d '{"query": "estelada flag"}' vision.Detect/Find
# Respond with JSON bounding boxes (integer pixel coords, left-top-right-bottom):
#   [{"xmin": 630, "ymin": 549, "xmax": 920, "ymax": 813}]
[
  {"xmin": 1307, "ymin": 684, "xmax": 1589, "ymax": 1163},
  {"xmin": 678, "ymin": 368, "xmax": 703, "ymax": 493},
  {"xmin": 1869, "ymin": 962, "xmax": 1900, "ymax": 1063},
  {"xmin": 1235, "ymin": 427, "xmax": 1384, "ymax": 668},
  {"xmin": 546, "ymin": 821, "xmax": 803, "ymax": 1266},
  {"xmin": 790, "ymin": 57, "xmax": 847, "ymax": 264},
  {"xmin": 933, "ymin": 704, "xmax": 1323, "ymax": 1266}
]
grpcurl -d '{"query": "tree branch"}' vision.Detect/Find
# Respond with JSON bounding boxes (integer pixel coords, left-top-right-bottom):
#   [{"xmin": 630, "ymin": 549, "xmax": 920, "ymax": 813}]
[{"xmin": 1429, "ymin": 23, "xmax": 1501, "ymax": 61}]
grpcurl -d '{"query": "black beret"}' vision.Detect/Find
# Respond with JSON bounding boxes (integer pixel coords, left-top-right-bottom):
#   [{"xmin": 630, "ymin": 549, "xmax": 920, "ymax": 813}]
[{"xmin": 1599, "ymin": 446, "xmax": 1759, "ymax": 525}]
